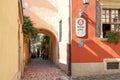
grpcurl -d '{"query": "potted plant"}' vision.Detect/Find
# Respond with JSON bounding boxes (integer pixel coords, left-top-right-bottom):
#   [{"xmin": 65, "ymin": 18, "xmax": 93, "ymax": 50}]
[{"xmin": 105, "ymin": 31, "xmax": 120, "ymax": 43}]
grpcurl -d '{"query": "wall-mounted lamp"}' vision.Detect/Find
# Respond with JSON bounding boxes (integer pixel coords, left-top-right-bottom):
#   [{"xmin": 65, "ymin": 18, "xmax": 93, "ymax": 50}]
[
  {"xmin": 83, "ymin": 0, "xmax": 89, "ymax": 4},
  {"xmin": 79, "ymin": 0, "xmax": 90, "ymax": 17}
]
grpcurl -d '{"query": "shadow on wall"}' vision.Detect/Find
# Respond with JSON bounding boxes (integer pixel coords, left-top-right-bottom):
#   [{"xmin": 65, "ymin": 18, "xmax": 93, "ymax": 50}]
[
  {"xmin": 77, "ymin": 13, "xmax": 96, "ymax": 39},
  {"xmin": 83, "ymin": 13, "xmax": 95, "ymax": 27},
  {"xmin": 26, "ymin": 0, "xmax": 58, "ymax": 12},
  {"xmin": 102, "ymin": 41, "xmax": 120, "ymax": 56},
  {"xmin": 71, "ymin": 39, "xmax": 120, "ymax": 62}
]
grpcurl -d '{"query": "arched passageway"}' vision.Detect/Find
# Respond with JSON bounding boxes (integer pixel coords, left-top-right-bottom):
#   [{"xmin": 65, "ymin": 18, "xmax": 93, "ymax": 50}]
[
  {"xmin": 29, "ymin": 28, "xmax": 59, "ymax": 64},
  {"xmin": 22, "ymin": 29, "xmax": 68, "ymax": 80},
  {"xmin": 23, "ymin": 27, "xmax": 59, "ymax": 64},
  {"xmin": 22, "ymin": 0, "xmax": 60, "ymax": 67},
  {"xmin": 37, "ymin": 28, "xmax": 59, "ymax": 64},
  {"xmin": 22, "ymin": 0, "xmax": 68, "ymax": 79}
]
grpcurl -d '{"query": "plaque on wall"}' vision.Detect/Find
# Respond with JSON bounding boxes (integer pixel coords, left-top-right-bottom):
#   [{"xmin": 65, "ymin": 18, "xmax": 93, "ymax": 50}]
[{"xmin": 75, "ymin": 17, "xmax": 86, "ymax": 37}]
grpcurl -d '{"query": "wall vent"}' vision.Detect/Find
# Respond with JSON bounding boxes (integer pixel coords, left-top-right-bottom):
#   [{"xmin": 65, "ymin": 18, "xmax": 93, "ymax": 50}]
[{"xmin": 107, "ymin": 62, "xmax": 119, "ymax": 69}]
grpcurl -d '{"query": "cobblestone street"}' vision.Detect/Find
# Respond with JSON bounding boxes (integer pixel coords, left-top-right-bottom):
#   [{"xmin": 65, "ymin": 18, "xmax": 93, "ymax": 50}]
[
  {"xmin": 22, "ymin": 58, "xmax": 68, "ymax": 80},
  {"xmin": 22, "ymin": 58, "xmax": 120, "ymax": 80}
]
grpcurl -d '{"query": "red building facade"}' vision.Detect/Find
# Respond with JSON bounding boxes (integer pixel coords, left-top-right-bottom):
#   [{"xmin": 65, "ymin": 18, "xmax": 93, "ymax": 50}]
[{"xmin": 71, "ymin": 0, "xmax": 120, "ymax": 76}]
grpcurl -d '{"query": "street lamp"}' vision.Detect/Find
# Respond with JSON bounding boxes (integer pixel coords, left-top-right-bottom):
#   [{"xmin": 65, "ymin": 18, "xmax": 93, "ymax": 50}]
[
  {"xmin": 79, "ymin": 0, "xmax": 90, "ymax": 17},
  {"xmin": 83, "ymin": 0, "xmax": 89, "ymax": 4}
]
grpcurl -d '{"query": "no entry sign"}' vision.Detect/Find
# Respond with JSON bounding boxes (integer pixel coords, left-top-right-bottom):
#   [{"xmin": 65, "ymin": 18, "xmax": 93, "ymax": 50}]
[{"xmin": 75, "ymin": 17, "xmax": 86, "ymax": 37}]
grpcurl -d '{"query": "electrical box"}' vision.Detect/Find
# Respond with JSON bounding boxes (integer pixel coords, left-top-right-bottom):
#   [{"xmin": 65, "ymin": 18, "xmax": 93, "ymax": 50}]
[{"xmin": 78, "ymin": 40, "xmax": 84, "ymax": 48}]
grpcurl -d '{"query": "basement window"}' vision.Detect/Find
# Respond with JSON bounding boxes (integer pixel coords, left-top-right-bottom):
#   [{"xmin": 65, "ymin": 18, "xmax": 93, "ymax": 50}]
[{"xmin": 107, "ymin": 62, "xmax": 119, "ymax": 69}]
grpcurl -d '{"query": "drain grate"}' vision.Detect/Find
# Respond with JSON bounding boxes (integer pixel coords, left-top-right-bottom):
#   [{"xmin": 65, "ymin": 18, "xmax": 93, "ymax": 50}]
[{"xmin": 107, "ymin": 62, "xmax": 119, "ymax": 69}]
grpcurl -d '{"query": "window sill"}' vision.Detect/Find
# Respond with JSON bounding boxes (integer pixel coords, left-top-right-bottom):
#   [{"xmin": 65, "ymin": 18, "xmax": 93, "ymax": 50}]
[{"xmin": 99, "ymin": 38, "xmax": 108, "ymax": 41}]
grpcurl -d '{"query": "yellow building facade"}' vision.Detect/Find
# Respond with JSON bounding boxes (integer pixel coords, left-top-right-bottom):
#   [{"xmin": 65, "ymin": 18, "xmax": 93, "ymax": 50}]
[{"xmin": 0, "ymin": 0, "xmax": 23, "ymax": 80}]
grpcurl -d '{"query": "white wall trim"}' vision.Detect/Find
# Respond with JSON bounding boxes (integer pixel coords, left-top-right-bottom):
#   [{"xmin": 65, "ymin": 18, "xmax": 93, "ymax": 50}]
[
  {"xmin": 104, "ymin": 58, "xmax": 120, "ymax": 70},
  {"xmin": 104, "ymin": 58, "xmax": 120, "ymax": 62}
]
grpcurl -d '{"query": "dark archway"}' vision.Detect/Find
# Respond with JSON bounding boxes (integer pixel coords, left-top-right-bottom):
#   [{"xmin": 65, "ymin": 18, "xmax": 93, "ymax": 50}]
[{"xmin": 37, "ymin": 28, "xmax": 58, "ymax": 64}]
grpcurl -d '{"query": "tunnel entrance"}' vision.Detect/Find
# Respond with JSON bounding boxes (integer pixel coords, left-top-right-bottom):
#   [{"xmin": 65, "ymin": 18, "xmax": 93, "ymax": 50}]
[
  {"xmin": 30, "ymin": 33, "xmax": 51, "ymax": 61},
  {"xmin": 22, "ymin": 28, "xmax": 59, "ymax": 67},
  {"xmin": 22, "ymin": 31, "xmax": 68, "ymax": 80}
]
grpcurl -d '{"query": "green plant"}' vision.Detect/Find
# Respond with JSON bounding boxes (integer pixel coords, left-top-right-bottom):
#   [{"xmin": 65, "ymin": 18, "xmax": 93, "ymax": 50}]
[
  {"xmin": 22, "ymin": 16, "xmax": 38, "ymax": 39},
  {"xmin": 40, "ymin": 35, "xmax": 49, "ymax": 49},
  {"xmin": 106, "ymin": 31, "xmax": 120, "ymax": 43}
]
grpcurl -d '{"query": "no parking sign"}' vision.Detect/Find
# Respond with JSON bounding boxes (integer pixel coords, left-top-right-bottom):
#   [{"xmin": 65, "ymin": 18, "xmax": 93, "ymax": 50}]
[{"xmin": 75, "ymin": 17, "xmax": 86, "ymax": 37}]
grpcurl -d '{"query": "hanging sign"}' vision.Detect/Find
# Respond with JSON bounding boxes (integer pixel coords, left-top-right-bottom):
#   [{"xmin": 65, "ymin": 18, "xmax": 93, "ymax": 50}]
[{"xmin": 75, "ymin": 17, "xmax": 86, "ymax": 37}]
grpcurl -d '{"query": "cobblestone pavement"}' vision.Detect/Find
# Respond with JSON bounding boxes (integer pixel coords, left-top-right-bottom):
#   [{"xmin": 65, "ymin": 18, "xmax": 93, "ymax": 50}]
[
  {"xmin": 71, "ymin": 73, "xmax": 120, "ymax": 80},
  {"xmin": 22, "ymin": 58, "xmax": 68, "ymax": 80},
  {"xmin": 22, "ymin": 58, "xmax": 120, "ymax": 80}
]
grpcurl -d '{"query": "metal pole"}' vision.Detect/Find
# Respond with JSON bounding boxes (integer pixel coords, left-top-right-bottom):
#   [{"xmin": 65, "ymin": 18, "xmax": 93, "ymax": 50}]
[{"xmin": 67, "ymin": 0, "xmax": 71, "ymax": 76}]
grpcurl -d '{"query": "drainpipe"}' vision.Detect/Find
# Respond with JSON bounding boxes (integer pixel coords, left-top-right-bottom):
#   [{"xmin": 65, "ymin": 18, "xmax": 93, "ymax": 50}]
[
  {"xmin": 18, "ymin": 0, "xmax": 24, "ymax": 79},
  {"xmin": 67, "ymin": 0, "xmax": 71, "ymax": 76},
  {"xmin": 18, "ymin": 19, "xmax": 21, "ymax": 80}
]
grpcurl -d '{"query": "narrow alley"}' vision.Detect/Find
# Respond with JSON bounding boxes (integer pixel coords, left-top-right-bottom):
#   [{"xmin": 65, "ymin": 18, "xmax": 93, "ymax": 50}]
[{"xmin": 22, "ymin": 58, "xmax": 68, "ymax": 80}]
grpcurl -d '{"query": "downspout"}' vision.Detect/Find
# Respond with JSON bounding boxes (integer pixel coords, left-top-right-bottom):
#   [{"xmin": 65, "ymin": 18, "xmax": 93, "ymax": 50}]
[
  {"xmin": 67, "ymin": 0, "xmax": 71, "ymax": 76},
  {"xmin": 18, "ymin": 0, "xmax": 24, "ymax": 79},
  {"xmin": 18, "ymin": 19, "xmax": 21, "ymax": 80}
]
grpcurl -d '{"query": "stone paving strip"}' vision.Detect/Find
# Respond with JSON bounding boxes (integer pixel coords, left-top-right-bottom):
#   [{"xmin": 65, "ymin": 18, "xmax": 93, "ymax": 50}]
[{"xmin": 71, "ymin": 73, "xmax": 120, "ymax": 80}]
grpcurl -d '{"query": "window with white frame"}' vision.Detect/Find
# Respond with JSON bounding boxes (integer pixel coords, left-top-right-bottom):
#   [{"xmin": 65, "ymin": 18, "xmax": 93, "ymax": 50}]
[{"xmin": 101, "ymin": 9, "xmax": 120, "ymax": 38}]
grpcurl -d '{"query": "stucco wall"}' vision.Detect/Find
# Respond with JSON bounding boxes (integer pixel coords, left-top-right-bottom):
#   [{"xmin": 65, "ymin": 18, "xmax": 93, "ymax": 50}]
[
  {"xmin": 23, "ymin": 0, "xmax": 58, "ymax": 37},
  {"xmin": 71, "ymin": 0, "xmax": 120, "ymax": 63},
  {"xmin": 0, "ymin": 0, "xmax": 20, "ymax": 80},
  {"xmin": 57, "ymin": 0, "xmax": 69, "ymax": 65},
  {"xmin": 23, "ymin": 0, "xmax": 59, "ymax": 65},
  {"xmin": 23, "ymin": 0, "xmax": 69, "ymax": 70},
  {"xmin": 71, "ymin": 0, "xmax": 120, "ymax": 76}
]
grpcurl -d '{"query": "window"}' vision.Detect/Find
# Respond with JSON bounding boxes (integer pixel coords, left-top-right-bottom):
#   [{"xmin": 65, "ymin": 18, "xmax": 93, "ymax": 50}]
[
  {"xmin": 59, "ymin": 20, "xmax": 62, "ymax": 42},
  {"xmin": 102, "ymin": 24, "xmax": 110, "ymax": 38},
  {"xmin": 101, "ymin": 9, "xmax": 120, "ymax": 38},
  {"xmin": 107, "ymin": 62, "xmax": 119, "ymax": 69}
]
